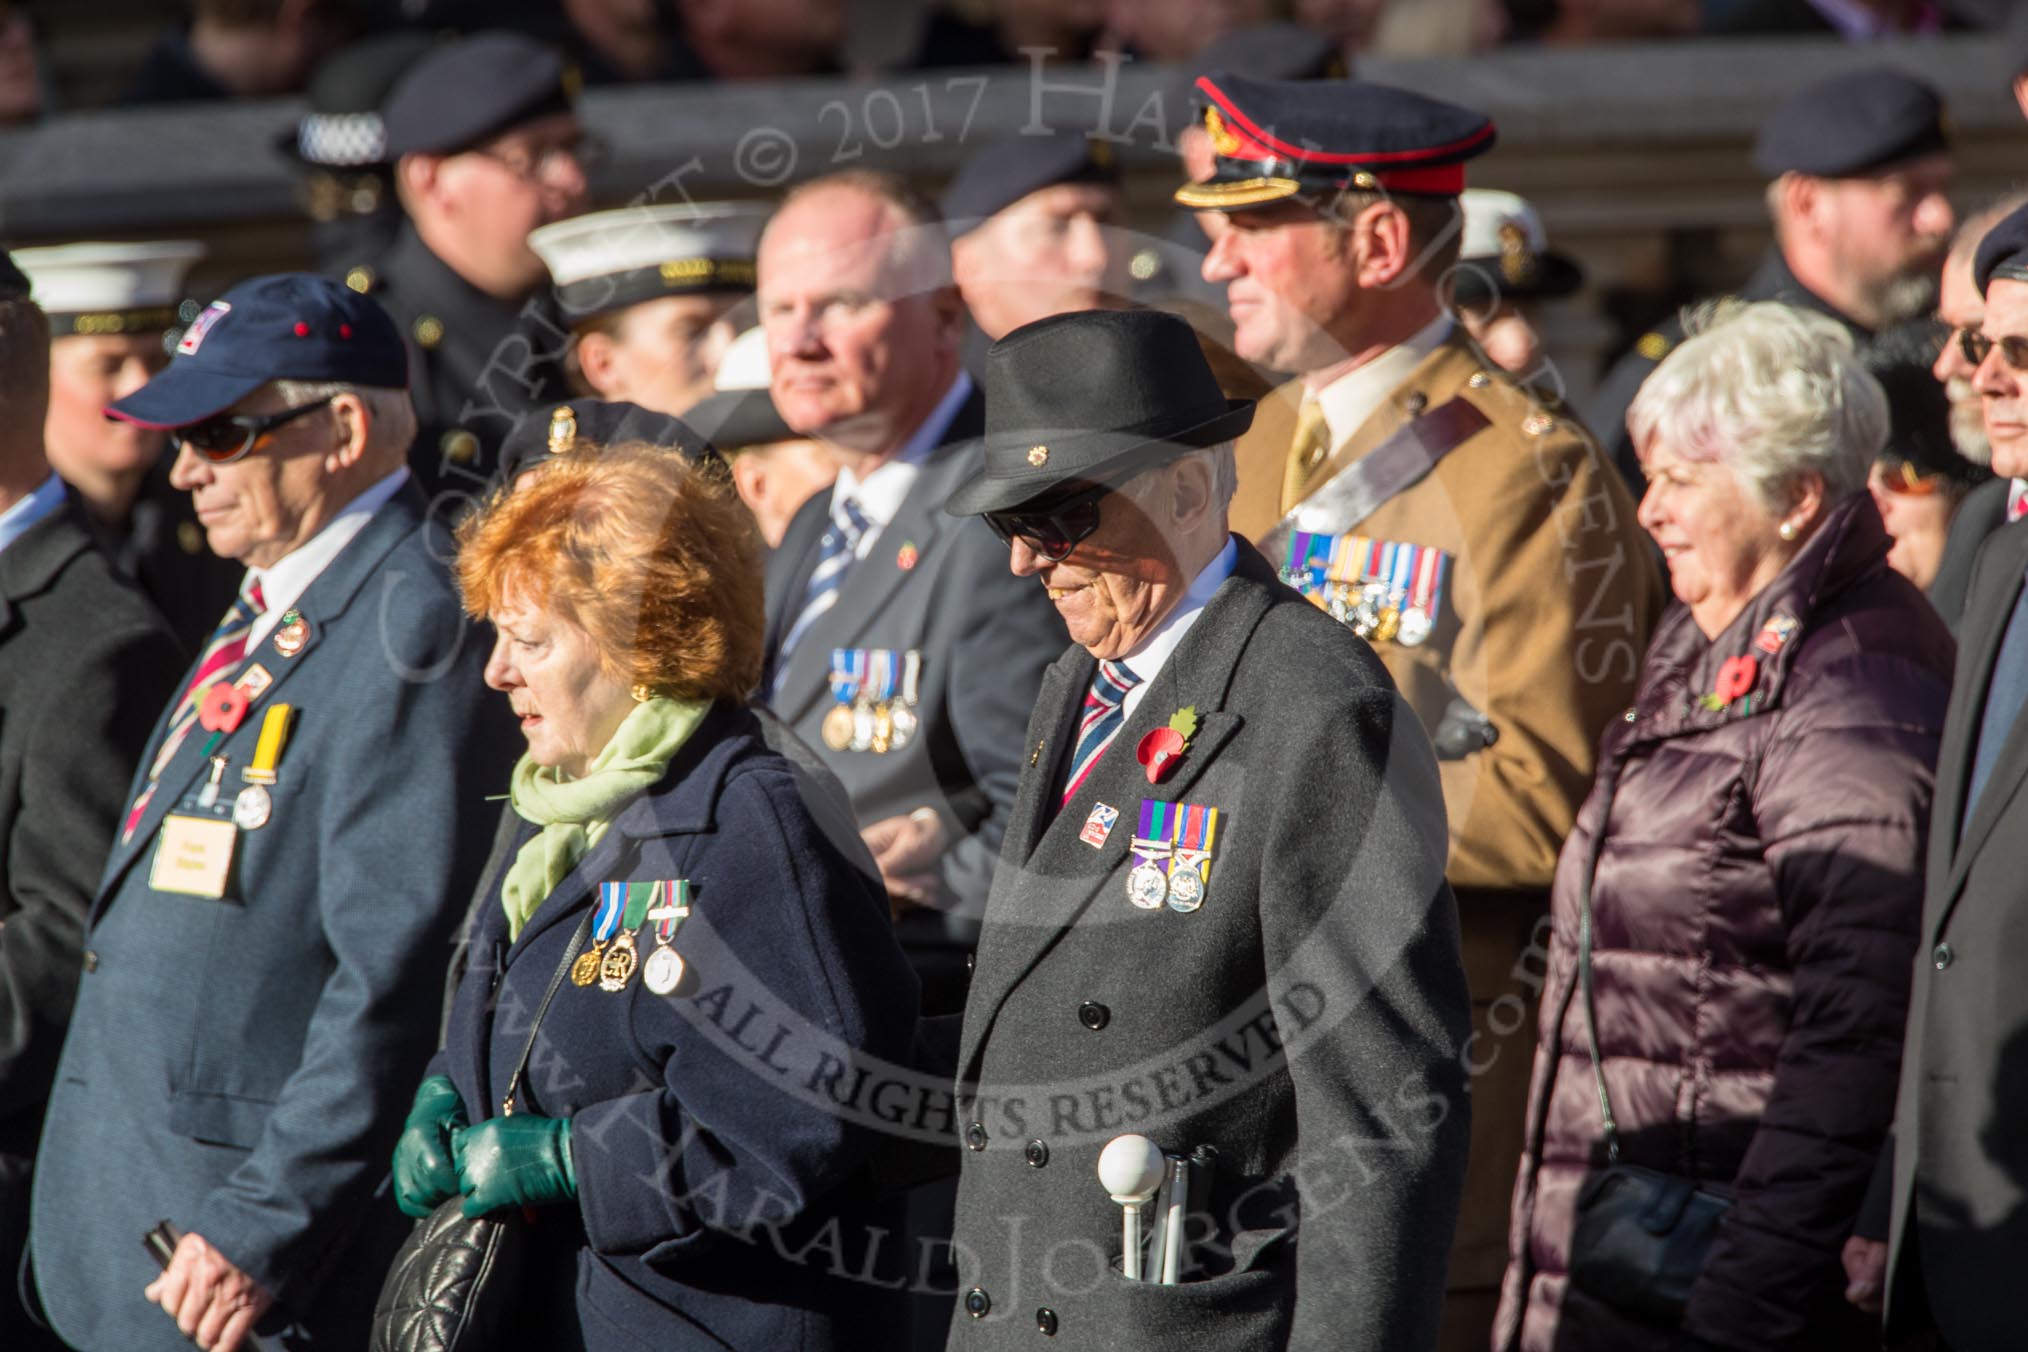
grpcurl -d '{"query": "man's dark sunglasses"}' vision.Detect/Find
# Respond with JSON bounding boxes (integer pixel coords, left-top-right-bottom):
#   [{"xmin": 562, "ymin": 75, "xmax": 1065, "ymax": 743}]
[
  {"xmin": 172, "ymin": 396, "xmax": 336, "ymax": 464},
  {"xmin": 982, "ymin": 479, "xmax": 1114, "ymax": 564},
  {"xmin": 1957, "ymin": 327, "xmax": 2028, "ymax": 372}
]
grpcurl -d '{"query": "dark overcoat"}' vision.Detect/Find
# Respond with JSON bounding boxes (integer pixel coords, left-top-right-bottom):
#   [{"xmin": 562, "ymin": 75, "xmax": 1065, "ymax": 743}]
[
  {"xmin": 29, "ymin": 482, "xmax": 517, "ymax": 1350},
  {"xmin": 437, "ymin": 703, "xmax": 922, "ymax": 1351},
  {"xmin": 1880, "ymin": 515, "xmax": 2028, "ymax": 1351},
  {"xmin": 762, "ymin": 412, "xmax": 1064, "ymax": 1004},
  {"xmin": 0, "ymin": 494, "xmax": 181, "ymax": 1346},
  {"xmin": 945, "ymin": 540, "xmax": 1472, "ymax": 1351}
]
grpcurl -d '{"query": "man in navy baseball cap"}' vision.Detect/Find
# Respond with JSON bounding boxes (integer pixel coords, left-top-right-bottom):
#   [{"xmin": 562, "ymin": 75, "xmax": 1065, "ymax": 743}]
[{"xmin": 107, "ymin": 271, "xmax": 416, "ymax": 568}]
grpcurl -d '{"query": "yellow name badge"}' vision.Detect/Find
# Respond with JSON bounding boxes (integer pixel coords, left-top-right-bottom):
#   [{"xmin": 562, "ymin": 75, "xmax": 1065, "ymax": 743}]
[{"xmin": 149, "ymin": 813, "xmax": 238, "ymax": 899}]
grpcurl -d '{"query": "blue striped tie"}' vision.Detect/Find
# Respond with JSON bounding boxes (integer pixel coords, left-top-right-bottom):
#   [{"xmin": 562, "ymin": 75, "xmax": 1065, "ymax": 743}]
[
  {"xmin": 1061, "ymin": 659, "xmax": 1141, "ymax": 806},
  {"xmin": 775, "ymin": 497, "xmax": 870, "ymax": 696}
]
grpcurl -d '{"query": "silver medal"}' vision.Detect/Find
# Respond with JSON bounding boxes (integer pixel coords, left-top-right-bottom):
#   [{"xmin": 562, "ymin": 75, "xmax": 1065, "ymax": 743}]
[
  {"xmin": 1397, "ymin": 606, "xmax": 1433, "ymax": 647},
  {"xmin": 1127, "ymin": 861, "xmax": 1169, "ymax": 910},
  {"xmin": 849, "ymin": 702, "xmax": 875, "ymax": 752},
  {"xmin": 232, "ymin": 785, "xmax": 272, "ymax": 831},
  {"xmin": 888, "ymin": 702, "xmax": 918, "ymax": 749},
  {"xmin": 643, "ymin": 945, "xmax": 685, "ymax": 995},
  {"xmin": 1167, "ymin": 869, "xmax": 1205, "ymax": 912}
]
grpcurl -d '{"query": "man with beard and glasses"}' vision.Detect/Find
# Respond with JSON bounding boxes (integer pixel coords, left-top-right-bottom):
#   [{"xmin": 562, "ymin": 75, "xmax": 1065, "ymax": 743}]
[
  {"xmin": 1923, "ymin": 196, "xmax": 2028, "ymax": 630},
  {"xmin": 1590, "ymin": 66, "xmax": 1954, "ymax": 492}
]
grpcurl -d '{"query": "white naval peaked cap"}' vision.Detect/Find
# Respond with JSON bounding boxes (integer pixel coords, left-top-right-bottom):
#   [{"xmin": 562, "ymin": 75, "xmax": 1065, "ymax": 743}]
[
  {"xmin": 14, "ymin": 240, "xmax": 206, "ymax": 337},
  {"xmin": 529, "ymin": 202, "xmax": 769, "ymax": 321}
]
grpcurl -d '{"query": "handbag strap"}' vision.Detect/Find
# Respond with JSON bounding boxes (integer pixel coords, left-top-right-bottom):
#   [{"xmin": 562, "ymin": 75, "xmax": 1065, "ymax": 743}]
[
  {"xmin": 500, "ymin": 908, "xmax": 595, "ymax": 1118},
  {"xmin": 1577, "ymin": 753, "xmax": 1625, "ymax": 1164}
]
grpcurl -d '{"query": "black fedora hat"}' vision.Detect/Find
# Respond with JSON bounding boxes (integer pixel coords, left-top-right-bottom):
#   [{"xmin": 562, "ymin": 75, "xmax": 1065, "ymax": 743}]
[{"xmin": 946, "ymin": 308, "xmax": 1255, "ymax": 518}]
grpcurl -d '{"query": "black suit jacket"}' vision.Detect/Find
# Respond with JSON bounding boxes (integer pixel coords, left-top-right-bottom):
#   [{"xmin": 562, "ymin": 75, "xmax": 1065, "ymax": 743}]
[
  {"xmin": 1930, "ymin": 476, "xmax": 2009, "ymax": 635},
  {"xmin": 1884, "ymin": 518, "xmax": 2028, "ymax": 1349},
  {"xmin": 761, "ymin": 389, "xmax": 1064, "ymax": 924},
  {"xmin": 946, "ymin": 541, "xmax": 1471, "ymax": 1350},
  {"xmin": 0, "ymin": 496, "xmax": 180, "ymax": 1145}
]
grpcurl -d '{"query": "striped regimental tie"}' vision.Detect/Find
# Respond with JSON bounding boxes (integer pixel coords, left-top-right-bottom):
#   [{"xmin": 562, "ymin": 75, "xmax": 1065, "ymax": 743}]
[
  {"xmin": 773, "ymin": 497, "xmax": 870, "ymax": 699},
  {"xmin": 121, "ymin": 579, "xmax": 266, "ymax": 843},
  {"xmin": 1060, "ymin": 659, "xmax": 1142, "ymax": 808}
]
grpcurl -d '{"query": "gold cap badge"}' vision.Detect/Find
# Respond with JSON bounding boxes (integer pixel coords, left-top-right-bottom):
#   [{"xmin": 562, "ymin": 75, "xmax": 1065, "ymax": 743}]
[
  {"xmin": 1204, "ymin": 106, "xmax": 1243, "ymax": 159},
  {"xmin": 1027, "ymin": 445, "xmax": 1049, "ymax": 467}
]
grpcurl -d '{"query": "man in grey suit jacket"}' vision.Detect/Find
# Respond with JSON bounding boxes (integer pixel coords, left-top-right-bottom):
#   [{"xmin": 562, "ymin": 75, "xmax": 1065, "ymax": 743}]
[
  {"xmin": 0, "ymin": 258, "xmax": 182, "ymax": 1352},
  {"xmin": 757, "ymin": 169, "xmax": 1063, "ymax": 1016},
  {"xmin": 28, "ymin": 274, "xmax": 514, "ymax": 1352},
  {"xmin": 1854, "ymin": 203, "xmax": 2028, "ymax": 1351},
  {"xmin": 939, "ymin": 308, "xmax": 1471, "ymax": 1349}
]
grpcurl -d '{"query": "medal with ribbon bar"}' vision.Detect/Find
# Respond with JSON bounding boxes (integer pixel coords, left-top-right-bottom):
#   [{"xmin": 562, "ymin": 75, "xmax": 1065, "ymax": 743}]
[
  {"xmin": 866, "ymin": 648, "xmax": 896, "ymax": 753},
  {"xmin": 641, "ymin": 879, "xmax": 691, "ymax": 995},
  {"xmin": 1166, "ymin": 803, "xmax": 1220, "ymax": 913},
  {"xmin": 1126, "ymin": 800, "xmax": 1173, "ymax": 910},
  {"xmin": 823, "ymin": 649, "xmax": 863, "ymax": 751},
  {"xmin": 888, "ymin": 651, "xmax": 922, "ymax": 750},
  {"xmin": 1399, "ymin": 545, "xmax": 1448, "ymax": 647},
  {"xmin": 575, "ymin": 882, "xmax": 625, "ymax": 987},
  {"xmin": 600, "ymin": 882, "xmax": 654, "ymax": 992}
]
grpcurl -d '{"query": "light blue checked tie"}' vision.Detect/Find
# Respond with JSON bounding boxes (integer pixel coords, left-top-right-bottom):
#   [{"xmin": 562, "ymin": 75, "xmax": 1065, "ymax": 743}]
[
  {"xmin": 1060, "ymin": 659, "xmax": 1141, "ymax": 807},
  {"xmin": 775, "ymin": 497, "xmax": 870, "ymax": 696}
]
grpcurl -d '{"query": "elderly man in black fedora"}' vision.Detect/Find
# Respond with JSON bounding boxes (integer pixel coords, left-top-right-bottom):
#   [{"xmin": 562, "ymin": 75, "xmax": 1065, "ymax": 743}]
[{"xmin": 935, "ymin": 307, "xmax": 1471, "ymax": 1350}]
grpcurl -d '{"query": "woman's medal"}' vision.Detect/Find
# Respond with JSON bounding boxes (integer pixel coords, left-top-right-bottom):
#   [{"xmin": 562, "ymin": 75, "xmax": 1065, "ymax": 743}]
[
  {"xmin": 574, "ymin": 881, "xmax": 626, "ymax": 987},
  {"xmin": 641, "ymin": 879, "xmax": 691, "ymax": 996},
  {"xmin": 599, "ymin": 882, "xmax": 652, "ymax": 992},
  {"xmin": 1126, "ymin": 800, "xmax": 1173, "ymax": 910}
]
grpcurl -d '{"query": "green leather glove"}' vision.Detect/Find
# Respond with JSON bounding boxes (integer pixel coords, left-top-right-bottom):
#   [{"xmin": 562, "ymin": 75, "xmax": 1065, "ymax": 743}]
[
  {"xmin": 392, "ymin": 1074, "xmax": 467, "ymax": 1219},
  {"xmin": 452, "ymin": 1114, "xmax": 577, "ymax": 1219}
]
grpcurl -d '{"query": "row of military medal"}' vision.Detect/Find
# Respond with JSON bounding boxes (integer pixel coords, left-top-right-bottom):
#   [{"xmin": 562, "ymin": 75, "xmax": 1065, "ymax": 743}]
[
  {"xmin": 823, "ymin": 648, "xmax": 923, "ymax": 754},
  {"xmin": 575, "ymin": 880, "xmax": 691, "ymax": 996},
  {"xmin": 1126, "ymin": 801, "xmax": 1220, "ymax": 913},
  {"xmin": 1278, "ymin": 532, "xmax": 1451, "ymax": 648}
]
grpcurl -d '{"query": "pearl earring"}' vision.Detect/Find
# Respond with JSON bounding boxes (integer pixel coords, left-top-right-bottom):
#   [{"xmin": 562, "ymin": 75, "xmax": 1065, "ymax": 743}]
[{"xmin": 1778, "ymin": 521, "xmax": 1797, "ymax": 542}]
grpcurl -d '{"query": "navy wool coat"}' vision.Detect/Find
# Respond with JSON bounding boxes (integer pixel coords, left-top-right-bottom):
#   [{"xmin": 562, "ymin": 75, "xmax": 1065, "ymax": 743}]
[
  {"xmin": 30, "ymin": 482, "xmax": 517, "ymax": 1350},
  {"xmin": 438, "ymin": 703, "xmax": 922, "ymax": 1351}
]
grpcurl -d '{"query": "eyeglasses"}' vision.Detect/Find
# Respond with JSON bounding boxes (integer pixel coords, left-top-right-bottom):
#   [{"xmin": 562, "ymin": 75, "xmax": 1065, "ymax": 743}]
[
  {"xmin": 1878, "ymin": 459, "xmax": 1941, "ymax": 497},
  {"xmin": 982, "ymin": 480, "xmax": 1113, "ymax": 564},
  {"xmin": 1957, "ymin": 327, "xmax": 2028, "ymax": 372},
  {"xmin": 473, "ymin": 131, "xmax": 609, "ymax": 183},
  {"xmin": 171, "ymin": 396, "xmax": 335, "ymax": 464}
]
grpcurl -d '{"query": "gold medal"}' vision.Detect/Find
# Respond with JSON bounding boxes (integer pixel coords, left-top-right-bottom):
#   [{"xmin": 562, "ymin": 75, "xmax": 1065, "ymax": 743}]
[
  {"xmin": 570, "ymin": 950, "xmax": 602, "ymax": 987},
  {"xmin": 871, "ymin": 701, "xmax": 893, "ymax": 754},
  {"xmin": 599, "ymin": 931, "xmax": 638, "ymax": 992},
  {"xmin": 822, "ymin": 704, "xmax": 855, "ymax": 751}
]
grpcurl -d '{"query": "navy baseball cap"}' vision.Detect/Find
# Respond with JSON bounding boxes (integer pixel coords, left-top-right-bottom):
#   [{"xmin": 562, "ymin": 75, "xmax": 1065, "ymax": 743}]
[{"xmin": 106, "ymin": 272, "xmax": 408, "ymax": 430}]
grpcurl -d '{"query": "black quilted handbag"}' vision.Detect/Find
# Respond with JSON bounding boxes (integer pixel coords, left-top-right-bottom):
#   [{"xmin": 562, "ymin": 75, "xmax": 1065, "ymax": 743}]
[{"xmin": 370, "ymin": 909, "xmax": 591, "ymax": 1352}]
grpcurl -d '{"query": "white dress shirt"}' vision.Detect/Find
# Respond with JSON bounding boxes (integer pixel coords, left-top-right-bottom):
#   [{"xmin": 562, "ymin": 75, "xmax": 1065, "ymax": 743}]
[
  {"xmin": 0, "ymin": 474, "xmax": 67, "ymax": 559},
  {"xmin": 829, "ymin": 372, "xmax": 974, "ymax": 558},
  {"xmin": 1116, "ymin": 536, "xmax": 1239, "ymax": 724},
  {"xmin": 244, "ymin": 468, "xmax": 409, "ymax": 648},
  {"xmin": 1310, "ymin": 314, "xmax": 1453, "ymax": 453}
]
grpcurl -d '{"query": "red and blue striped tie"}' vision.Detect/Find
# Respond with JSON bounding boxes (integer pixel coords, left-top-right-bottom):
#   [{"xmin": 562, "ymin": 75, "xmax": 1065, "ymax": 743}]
[
  {"xmin": 121, "ymin": 579, "xmax": 266, "ymax": 843},
  {"xmin": 1061, "ymin": 659, "xmax": 1140, "ymax": 807}
]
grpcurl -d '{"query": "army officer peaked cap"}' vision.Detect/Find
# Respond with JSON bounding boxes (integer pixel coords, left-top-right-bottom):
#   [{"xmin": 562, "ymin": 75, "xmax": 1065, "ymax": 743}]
[
  {"xmin": 1174, "ymin": 73, "xmax": 1495, "ymax": 212},
  {"xmin": 946, "ymin": 308, "xmax": 1255, "ymax": 517}
]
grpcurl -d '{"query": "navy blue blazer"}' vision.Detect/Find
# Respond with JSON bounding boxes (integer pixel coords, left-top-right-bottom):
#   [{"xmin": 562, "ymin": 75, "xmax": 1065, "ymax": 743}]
[
  {"xmin": 438, "ymin": 703, "xmax": 921, "ymax": 1352},
  {"xmin": 30, "ymin": 481, "xmax": 518, "ymax": 1351}
]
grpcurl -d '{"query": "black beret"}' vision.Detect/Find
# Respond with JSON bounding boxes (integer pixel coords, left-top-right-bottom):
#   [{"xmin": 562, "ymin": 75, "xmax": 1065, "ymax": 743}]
[
  {"xmin": 0, "ymin": 250, "xmax": 28, "ymax": 301},
  {"xmin": 682, "ymin": 388, "xmax": 797, "ymax": 453},
  {"xmin": 381, "ymin": 31, "xmax": 576, "ymax": 160},
  {"xmin": 1974, "ymin": 200, "xmax": 2028, "ymax": 297},
  {"xmin": 1751, "ymin": 66, "xmax": 1946, "ymax": 178},
  {"xmin": 1175, "ymin": 73, "xmax": 1494, "ymax": 212},
  {"xmin": 278, "ymin": 31, "xmax": 440, "ymax": 168},
  {"xmin": 499, "ymin": 398, "xmax": 718, "ymax": 481},
  {"xmin": 942, "ymin": 131, "xmax": 1122, "ymax": 232}
]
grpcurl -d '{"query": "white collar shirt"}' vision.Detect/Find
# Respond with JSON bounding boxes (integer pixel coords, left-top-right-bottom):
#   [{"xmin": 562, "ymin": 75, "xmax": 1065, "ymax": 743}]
[
  {"xmin": 243, "ymin": 468, "xmax": 409, "ymax": 648},
  {"xmin": 830, "ymin": 372, "xmax": 973, "ymax": 558},
  {"xmin": 1311, "ymin": 314, "xmax": 1453, "ymax": 453},
  {"xmin": 1115, "ymin": 535, "xmax": 1239, "ymax": 724}
]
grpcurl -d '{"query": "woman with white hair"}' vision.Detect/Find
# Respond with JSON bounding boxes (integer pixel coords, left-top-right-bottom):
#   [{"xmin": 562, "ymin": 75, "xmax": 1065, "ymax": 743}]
[{"xmin": 1494, "ymin": 302, "xmax": 1953, "ymax": 1352}]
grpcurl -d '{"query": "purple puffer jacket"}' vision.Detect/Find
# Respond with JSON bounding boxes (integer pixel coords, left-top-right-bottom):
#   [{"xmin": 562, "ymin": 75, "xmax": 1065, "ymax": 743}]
[{"xmin": 1493, "ymin": 494, "xmax": 1952, "ymax": 1352}]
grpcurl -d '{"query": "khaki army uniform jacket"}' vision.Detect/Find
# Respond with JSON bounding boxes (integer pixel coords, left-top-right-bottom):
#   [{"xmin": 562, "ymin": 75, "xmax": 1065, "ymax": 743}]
[{"xmin": 1231, "ymin": 334, "xmax": 1663, "ymax": 895}]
